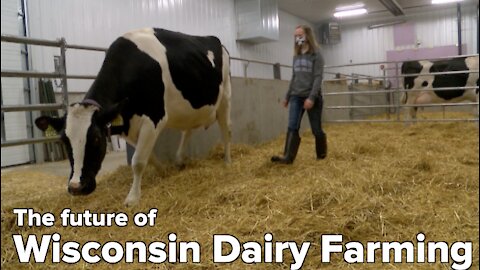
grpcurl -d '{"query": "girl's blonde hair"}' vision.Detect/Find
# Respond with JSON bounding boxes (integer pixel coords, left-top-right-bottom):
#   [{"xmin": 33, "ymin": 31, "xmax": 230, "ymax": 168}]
[{"xmin": 294, "ymin": 25, "xmax": 319, "ymax": 56}]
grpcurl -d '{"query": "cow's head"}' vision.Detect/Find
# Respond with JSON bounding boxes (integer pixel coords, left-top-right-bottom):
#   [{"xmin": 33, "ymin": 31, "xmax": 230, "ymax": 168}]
[{"xmin": 35, "ymin": 101, "xmax": 126, "ymax": 196}]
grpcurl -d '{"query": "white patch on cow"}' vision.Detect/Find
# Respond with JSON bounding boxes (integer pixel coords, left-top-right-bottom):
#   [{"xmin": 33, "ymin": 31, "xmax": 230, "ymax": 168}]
[
  {"xmin": 413, "ymin": 61, "xmax": 435, "ymax": 103},
  {"xmin": 464, "ymin": 56, "xmax": 480, "ymax": 119},
  {"xmin": 121, "ymin": 114, "xmax": 157, "ymax": 145},
  {"xmin": 465, "ymin": 56, "xmax": 479, "ymax": 94},
  {"xmin": 123, "ymin": 28, "xmax": 221, "ymax": 130},
  {"xmin": 65, "ymin": 104, "xmax": 98, "ymax": 187},
  {"xmin": 207, "ymin": 50, "xmax": 215, "ymax": 68},
  {"xmin": 122, "ymin": 113, "xmax": 167, "ymax": 207}
]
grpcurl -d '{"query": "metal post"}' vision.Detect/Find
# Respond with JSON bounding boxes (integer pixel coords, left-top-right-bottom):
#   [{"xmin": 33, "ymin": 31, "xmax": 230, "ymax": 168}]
[
  {"xmin": 457, "ymin": 3, "xmax": 462, "ymax": 55},
  {"xmin": 382, "ymin": 68, "xmax": 390, "ymax": 119},
  {"xmin": 243, "ymin": 62, "xmax": 249, "ymax": 78},
  {"xmin": 1, "ymin": 83, "xmax": 5, "ymax": 142},
  {"xmin": 273, "ymin": 63, "xmax": 281, "ymax": 80},
  {"xmin": 59, "ymin": 38, "xmax": 69, "ymax": 110},
  {"xmin": 395, "ymin": 62, "xmax": 401, "ymax": 122},
  {"xmin": 349, "ymin": 74, "xmax": 354, "ymax": 120}
]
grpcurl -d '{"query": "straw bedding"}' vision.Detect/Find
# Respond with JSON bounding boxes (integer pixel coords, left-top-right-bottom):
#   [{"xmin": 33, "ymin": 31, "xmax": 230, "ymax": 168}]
[{"xmin": 1, "ymin": 112, "xmax": 478, "ymax": 269}]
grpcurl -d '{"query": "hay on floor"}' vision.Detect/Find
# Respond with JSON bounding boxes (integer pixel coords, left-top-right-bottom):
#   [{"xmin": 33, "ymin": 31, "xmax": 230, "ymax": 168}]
[{"xmin": 1, "ymin": 112, "xmax": 478, "ymax": 269}]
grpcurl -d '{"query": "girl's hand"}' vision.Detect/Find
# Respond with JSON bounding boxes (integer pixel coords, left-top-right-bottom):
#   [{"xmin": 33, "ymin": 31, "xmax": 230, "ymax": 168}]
[
  {"xmin": 304, "ymin": 98, "xmax": 314, "ymax": 110},
  {"xmin": 282, "ymin": 99, "xmax": 289, "ymax": 108}
]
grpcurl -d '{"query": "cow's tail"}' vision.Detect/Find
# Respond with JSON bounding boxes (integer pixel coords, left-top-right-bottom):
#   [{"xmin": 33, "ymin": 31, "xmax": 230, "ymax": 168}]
[
  {"xmin": 221, "ymin": 45, "xmax": 232, "ymax": 100},
  {"xmin": 222, "ymin": 45, "xmax": 231, "ymax": 77}
]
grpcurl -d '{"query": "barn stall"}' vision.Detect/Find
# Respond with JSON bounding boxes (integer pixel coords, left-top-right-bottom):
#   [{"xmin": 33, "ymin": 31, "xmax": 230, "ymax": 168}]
[{"xmin": 1, "ymin": 0, "xmax": 479, "ymax": 269}]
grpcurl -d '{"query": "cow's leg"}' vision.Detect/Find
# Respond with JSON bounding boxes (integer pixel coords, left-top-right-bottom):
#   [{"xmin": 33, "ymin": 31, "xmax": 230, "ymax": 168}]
[
  {"xmin": 403, "ymin": 94, "xmax": 417, "ymax": 124},
  {"xmin": 125, "ymin": 119, "xmax": 162, "ymax": 207},
  {"xmin": 175, "ymin": 130, "xmax": 192, "ymax": 169},
  {"xmin": 410, "ymin": 107, "xmax": 418, "ymax": 121}
]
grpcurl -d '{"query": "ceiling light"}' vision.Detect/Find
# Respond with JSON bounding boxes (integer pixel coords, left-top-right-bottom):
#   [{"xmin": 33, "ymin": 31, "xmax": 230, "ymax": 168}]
[
  {"xmin": 432, "ymin": 0, "xmax": 463, "ymax": 4},
  {"xmin": 334, "ymin": 8, "xmax": 368, "ymax": 18},
  {"xmin": 378, "ymin": 0, "xmax": 404, "ymax": 16},
  {"xmin": 335, "ymin": 3, "xmax": 365, "ymax": 11}
]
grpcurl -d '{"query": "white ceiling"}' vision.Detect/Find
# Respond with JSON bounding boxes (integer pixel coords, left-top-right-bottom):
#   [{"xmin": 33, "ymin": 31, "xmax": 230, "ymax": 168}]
[{"xmin": 277, "ymin": 0, "xmax": 478, "ymax": 24}]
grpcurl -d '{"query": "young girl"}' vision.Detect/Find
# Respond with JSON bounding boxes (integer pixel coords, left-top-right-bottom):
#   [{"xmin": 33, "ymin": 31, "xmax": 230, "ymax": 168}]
[{"xmin": 271, "ymin": 25, "xmax": 327, "ymax": 164}]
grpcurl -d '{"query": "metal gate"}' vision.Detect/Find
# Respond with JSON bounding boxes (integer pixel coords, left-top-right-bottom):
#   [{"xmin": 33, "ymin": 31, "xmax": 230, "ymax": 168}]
[
  {"xmin": 0, "ymin": 34, "xmax": 292, "ymax": 165},
  {"xmin": 322, "ymin": 55, "xmax": 479, "ymax": 123},
  {"xmin": 0, "ymin": 35, "xmax": 105, "ymax": 164}
]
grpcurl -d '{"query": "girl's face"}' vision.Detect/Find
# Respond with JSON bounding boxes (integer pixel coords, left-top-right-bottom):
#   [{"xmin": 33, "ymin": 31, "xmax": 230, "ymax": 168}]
[{"xmin": 295, "ymin": 28, "xmax": 306, "ymax": 46}]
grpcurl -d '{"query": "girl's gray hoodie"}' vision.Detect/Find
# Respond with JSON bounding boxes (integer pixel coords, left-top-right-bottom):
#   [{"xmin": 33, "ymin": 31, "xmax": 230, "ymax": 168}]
[{"xmin": 286, "ymin": 49, "xmax": 324, "ymax": 101}]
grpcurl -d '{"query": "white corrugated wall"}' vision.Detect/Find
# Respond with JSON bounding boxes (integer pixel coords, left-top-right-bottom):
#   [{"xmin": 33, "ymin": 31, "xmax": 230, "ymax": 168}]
[
  {"xmin": 321, "ymin": 4, "xmax": 478, "ymax": 79},
  {"xmin": 321, "ymin": 24, "xmax": 394, "ymax": 79},
  {"xmin": 6, "ymin": 1, "xmax": 477, "ymax": 165},
  {"xmin": 26, "ymin": 0, "xmax": 310, "ymax": 93},
  {"xmin": 1, "ymin": 0, "xmax": 31, "ymax": 167}
]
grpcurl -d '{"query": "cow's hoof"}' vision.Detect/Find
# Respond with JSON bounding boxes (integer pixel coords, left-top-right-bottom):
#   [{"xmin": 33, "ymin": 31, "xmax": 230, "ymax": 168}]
[
  {"xmin": 124, "ymin": 199, "xmax": 139, "ymax": 207},
  {"xmin": 124, "ymin": 195, "xmax": 140, "ymax": 207},
  {"xmin": 175, "ymin": 163, "xmax": 186, "ymax": 170}
]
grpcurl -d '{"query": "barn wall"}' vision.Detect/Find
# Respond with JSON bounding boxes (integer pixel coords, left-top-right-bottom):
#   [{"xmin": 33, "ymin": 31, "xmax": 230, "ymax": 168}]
[
  {"xmin": 321, "ymin": 3, "xmax": 478, "ymax": 79},
  {"xmin": 25, "ymin": 0, "xmax": 309, "ymax": 93}
]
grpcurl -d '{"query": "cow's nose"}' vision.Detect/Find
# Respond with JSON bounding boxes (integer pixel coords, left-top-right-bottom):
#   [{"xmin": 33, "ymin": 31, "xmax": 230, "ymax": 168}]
[{"xmin": 67, "ymin": 177, "xmax": 96, "ymax": 195}]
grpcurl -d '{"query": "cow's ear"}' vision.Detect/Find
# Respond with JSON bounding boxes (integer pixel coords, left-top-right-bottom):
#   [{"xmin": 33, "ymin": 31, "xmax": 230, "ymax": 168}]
[
  {"xmin": 98, "ymin": 98, "xmax": 128, "ymax": 125},
  {"xmin": 35, "ymin": 116, "xmax": 65, "ymax": 132}
]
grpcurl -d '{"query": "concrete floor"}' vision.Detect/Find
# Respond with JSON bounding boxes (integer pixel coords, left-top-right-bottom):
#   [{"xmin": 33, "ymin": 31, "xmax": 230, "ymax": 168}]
[{"xmin": 1, "ymin": 150, "xmax": 128, "ymax": 176}]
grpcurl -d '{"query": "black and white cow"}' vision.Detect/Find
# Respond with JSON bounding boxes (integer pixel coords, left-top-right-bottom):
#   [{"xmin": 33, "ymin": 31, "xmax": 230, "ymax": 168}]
[
  {"xmin": 400, "ymin": 55, "xmax": 479, "ymax": 120},
  {"xmin": 35, "ymin": 28, "xmax": 232, "ymax": 206}
]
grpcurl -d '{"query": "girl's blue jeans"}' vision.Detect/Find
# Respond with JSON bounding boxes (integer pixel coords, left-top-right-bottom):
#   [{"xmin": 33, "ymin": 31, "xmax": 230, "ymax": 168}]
[{"xmin": 287, "ymin": 95, "xmax": 325, "ymax": 137}]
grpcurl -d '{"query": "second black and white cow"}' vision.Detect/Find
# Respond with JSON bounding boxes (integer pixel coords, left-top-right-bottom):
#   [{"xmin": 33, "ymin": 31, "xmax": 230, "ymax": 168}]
[
  {"xmin": 35, "ymin": 28, "xmax": 232, "ymax": 206},
  {"xmin": 400, "ymin": 55, "xmax": 479, "ymax": 120}
]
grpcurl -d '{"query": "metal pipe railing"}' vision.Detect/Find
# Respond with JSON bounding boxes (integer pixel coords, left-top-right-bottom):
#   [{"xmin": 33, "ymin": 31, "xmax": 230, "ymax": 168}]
[
  {"xmin": 1, "ymin": 136, "xmax": 61, "ymax": 147},
  {"xmin": 65, "ymin": 44, "xmax": 107, "ymax": 52},
  {"xmin": 324, "ymin": 53, "xmax": 479, "ymax": 69},
  {"xmin": 324, "ymin": 86, "xmax": 479, "ymax": 96},
  {"xmin": 1, "ymin": 34, "xmax": 62, "ymax": 47},
  {"xmin": 1, "ymin": 103, "xmax": 63, "ymax": 112},
  {"xmin": 326, "ymin": 102, "xmax": 478, "ymax": 110},
  {"xmin": 324, "ymin": 69, "xmax": 479, "ymax": 82},
  {"xmin": 230, "ymin": 56, "xmax": 291, "ymax": 68},
  {"xmin": 1, "ymin": 70, "xmax": 62, "ymax": 78},
  {"xmin": 326, "ymin": 118, "xmax": 479, "ymax": 123}
]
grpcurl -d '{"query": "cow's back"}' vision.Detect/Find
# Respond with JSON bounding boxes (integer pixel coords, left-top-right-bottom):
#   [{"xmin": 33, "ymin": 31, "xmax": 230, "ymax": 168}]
[
  {"xmin": 153, "ymin": 28, "xmax": 224, "ymax": 109},
  {"xmin": 105, "ymin": 28, "xmax": 228, "ymax": 131}
]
